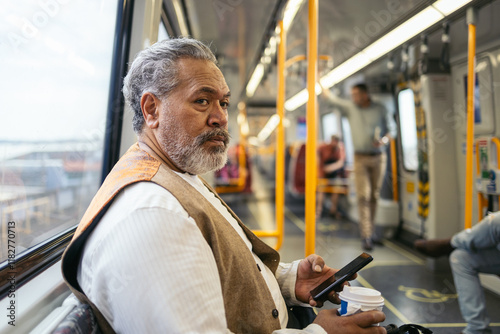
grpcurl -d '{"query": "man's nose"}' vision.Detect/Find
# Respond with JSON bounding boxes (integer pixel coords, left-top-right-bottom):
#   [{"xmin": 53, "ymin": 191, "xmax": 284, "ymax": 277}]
[{"xmin": 208, "ymin": 103, "xmax": 228, "ymax": 128}]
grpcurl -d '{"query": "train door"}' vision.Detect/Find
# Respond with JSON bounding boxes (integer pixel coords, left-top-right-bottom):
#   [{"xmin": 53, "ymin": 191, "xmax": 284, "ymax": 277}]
[
  {"xmin": 396, "ymin": 87, "xmax": 421, "ymax": 236},
  {"xmin": 397, "ymin": 74, "xmax": 461, "ymax": 241}
]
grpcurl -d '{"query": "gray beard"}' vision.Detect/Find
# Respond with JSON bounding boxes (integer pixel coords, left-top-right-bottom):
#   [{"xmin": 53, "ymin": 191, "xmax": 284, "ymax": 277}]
[{"xmin": 160, "ymin": 127, "xmax": 229, "ymax": 175}]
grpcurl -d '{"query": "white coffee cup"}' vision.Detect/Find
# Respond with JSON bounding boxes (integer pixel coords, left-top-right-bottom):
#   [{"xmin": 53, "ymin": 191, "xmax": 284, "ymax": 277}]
[{"xmin": 339, "ymin": 286, "xmax": 384, "ymax": 317}]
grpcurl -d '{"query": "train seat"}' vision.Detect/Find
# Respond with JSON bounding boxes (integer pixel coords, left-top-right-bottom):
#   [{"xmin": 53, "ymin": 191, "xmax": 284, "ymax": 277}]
[
  {"xmin": 317, "ymin": 177, "xmax": 349, "ymax": 195},
  {"xmin": 51, "ymin": 298, "xmax": 102, "ymax": 334},
  {"xmin": 288, "ymin": 142, "xmax": 350, "ymax": 197},
  {"xmin": 27, "ymin": 293, "xmax": 102, "ymax": 334}
]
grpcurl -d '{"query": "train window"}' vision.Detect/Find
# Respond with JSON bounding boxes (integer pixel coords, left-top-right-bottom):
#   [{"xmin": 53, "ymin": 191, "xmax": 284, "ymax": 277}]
[
  {"xmin": 321, "ymin": 112, "xmax": 341, "ymax": 142},
  {"xmin": 158, "ymin": 20, "xmax": 169, "ymax": 41},
  {"xmin": 464, "ymin": 58, "xmax": 495, "ymax": 135},
  {"xmin": 297, "ymin": 116, "xmax": 307, "ymax": 141},
  {"xmin": 321, "ymin": 112, "xmax": 353, "ymax": 166},
  {"xmin": 398, "ymin": 89, "xmax": 418, "ymax": 171},
  {"xmin": 0, "ymin": 1, "xmax": 119, "ymax": 263}
]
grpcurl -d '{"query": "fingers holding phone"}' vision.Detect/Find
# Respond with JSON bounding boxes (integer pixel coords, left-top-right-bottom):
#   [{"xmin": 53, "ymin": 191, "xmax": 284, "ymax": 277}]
[
  {"xmin": 295, "ymin": 254, "xmax": 336, "ymax": 304},
  {"xmin": 308, "ymin": 273, "xmax": 356, "ymax": 307},
  {"xmin": 309, "ymin": 253, "xmax": 373, "ymax": 305}
]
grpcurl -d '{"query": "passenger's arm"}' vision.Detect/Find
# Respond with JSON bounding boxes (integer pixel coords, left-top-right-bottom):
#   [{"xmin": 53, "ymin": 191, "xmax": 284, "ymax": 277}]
[
  {"xmin": 373, "ymin": 109, "xmax": 397, "ymax": 148},
  {"xmin": 383, "ymin": 108, "xmax": 397, "ymax": 140},
  {"xmin": 84, "ymin": 208, "xmax": 233, "ymax": 334},
  {"xmin": 276, "ymin": 260, "xmax": 309, "ymax": 306},
  {"xmin": 324, "ymin": 144, "xmax": 345, "ymax": 174},
  {"xmin": 320, "ymin": 86, "xmax": 352, "ymax": 116}
]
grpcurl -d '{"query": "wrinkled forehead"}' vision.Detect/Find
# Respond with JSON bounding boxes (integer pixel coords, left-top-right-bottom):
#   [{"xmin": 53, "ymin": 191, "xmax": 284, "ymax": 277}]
[{"xmin": 176, "ymin": 58, "xmax": 229, "ymax": 94}]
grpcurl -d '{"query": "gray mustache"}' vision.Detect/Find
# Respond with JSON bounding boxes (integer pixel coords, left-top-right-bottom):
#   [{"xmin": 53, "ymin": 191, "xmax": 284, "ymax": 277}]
[{"xmin": 196, "ymin": 129, "xmax": 230, "ymax": 146}]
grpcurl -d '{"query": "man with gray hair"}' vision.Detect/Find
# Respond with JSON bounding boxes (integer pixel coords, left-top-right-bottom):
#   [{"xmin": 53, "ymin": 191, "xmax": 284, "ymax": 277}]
[{"xmin": 62, "ymin": 37, "xmax": 385, "ymax": 334}]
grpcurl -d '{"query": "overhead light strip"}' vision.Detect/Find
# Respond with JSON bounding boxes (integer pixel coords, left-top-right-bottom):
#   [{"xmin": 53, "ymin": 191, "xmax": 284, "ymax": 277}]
[
  {"xmin": 284, "ymin": 0, "xmax": 473, "ymax": 111},
  {"xmin": 246, "ymin": 64, "xmax": 265, "ymax": 97},
  {"xmin": 257, "ymin": 114, "xmax": 281, "ymax": 142},
  {"xmin": 283, "ymin": 0, "xmax": 304, "ymax": 31},
  {"xmin": 172, "ymin": 0, "xmax": 189, "ymax": 36},
  {"xmin": 245, "ymin": 0, "xmax": 305, "ymax": 98}
]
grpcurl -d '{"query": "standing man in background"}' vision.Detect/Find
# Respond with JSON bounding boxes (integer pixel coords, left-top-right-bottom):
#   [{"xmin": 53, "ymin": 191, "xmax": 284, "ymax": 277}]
[{"xmin": 321, "ymin": 83, "xmax": 397, "ymax": 251}]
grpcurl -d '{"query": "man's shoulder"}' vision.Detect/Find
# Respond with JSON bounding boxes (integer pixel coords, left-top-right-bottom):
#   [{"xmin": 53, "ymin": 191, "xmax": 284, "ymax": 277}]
[
  {"xmin": 110, "ymin": 181, "xmax": 187, "ymax": 217},
  {"xmin": 370, "ymin": 100, "xmax": 386, "ymax": 109}
]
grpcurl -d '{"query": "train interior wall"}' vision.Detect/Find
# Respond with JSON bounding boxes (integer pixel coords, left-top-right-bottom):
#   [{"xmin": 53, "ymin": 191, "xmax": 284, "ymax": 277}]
[{"xmin": 3, "ymin": 1, "xmax": 500, "ymax": 333}]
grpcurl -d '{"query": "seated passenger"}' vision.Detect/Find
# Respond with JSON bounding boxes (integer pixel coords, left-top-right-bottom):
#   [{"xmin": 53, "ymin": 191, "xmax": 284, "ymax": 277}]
[
  {"xmin": 317, "ymin": 135, "xmax": 346, "ymax": 219},
  {"xmin": 414, "ymin": 213, "xmax": 500, "ymax": 334},
  {"xmin": 61, "ymin": 37, "xmax": 385, "ymax": 334},
  {"xmin": 215, "ymin": 145, "xmax": 239, "ymax": 185}
]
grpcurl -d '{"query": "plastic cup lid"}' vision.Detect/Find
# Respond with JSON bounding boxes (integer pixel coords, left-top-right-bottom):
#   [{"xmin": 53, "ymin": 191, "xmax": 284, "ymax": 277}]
[{"xmin": 339, "ymin": 286, "xmax": 384, "ymax": 306}]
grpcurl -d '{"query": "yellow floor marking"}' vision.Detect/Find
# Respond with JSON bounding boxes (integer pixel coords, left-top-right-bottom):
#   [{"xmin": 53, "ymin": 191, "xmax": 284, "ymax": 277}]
[
  {"xmin": 398, "ymin": 285, "xmax": 457, "ymax": 303},
  {"xmin": 418, "ymin": 323, "xmax": 500, "ymax": 327},
  {"xmin": 280, "ymin": 210, "xmax": 500, "ymax": 328},
  {"xmin": 356, "ymin": 274, "xmax": 413, "ymax": 324},
  {"xmin": 365, "ymin": 260, "xmax": 419, "ymax": 269},
  {"xmin": 383, "ymin": 239, "xmax": 425, "ymax": 265},
  {"xmin": 284, "ymin": 206, "xmax": 305, "ymax": 232}
]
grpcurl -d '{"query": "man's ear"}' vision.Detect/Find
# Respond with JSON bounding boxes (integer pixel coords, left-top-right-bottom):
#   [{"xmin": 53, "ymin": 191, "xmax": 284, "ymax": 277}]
[{"xmin": 141, "ymin": 92, "xmax": 160, "ymax": 129}]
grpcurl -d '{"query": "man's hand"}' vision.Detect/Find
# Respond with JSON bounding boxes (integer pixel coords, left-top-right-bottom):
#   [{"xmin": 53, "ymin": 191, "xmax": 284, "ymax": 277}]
[
  {"xmin": 313, "ymin": 309, "xmax": 386, "ymax": 334},
  {"xmin": 373, "ymin": 136, "xmax": 390, "ymax": 148},
  {"xmin": 295, "ymin": 254, "xmax": 356, "ymax": 307},
  {"xmin": 319, "ymin": 82, "xmax": 333, "ymax": 100}
]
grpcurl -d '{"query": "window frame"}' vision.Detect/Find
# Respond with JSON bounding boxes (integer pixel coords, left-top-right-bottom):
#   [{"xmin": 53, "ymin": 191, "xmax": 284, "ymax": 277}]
[{"xmin": 0, "ymin": 0, "xmax": 134, "ymax": 299}]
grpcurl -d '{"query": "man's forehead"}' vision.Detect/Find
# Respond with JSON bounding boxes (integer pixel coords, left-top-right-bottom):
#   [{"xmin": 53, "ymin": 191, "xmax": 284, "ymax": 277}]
[
  {"xmin": 177, "ymin": 59, "xmax": 229, "ymax": 94},
  {"xmin": 193, "ymin": 86, "xmax": 231, "ymax": 98}
]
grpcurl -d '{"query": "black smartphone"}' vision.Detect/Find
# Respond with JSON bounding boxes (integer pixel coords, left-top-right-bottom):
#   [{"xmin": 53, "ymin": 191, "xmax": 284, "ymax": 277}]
[{"xmin": 310, "ymin": 252, "xmax": 373, "ymax": 302}]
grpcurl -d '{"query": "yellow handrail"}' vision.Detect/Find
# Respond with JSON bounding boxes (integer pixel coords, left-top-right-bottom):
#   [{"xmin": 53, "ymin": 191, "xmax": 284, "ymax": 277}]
[
  {"xmin": 285, "ymin": 54, "xmax": 331, "ymax": 69},
  {"xmin": 305, "ymin": 0, "xmax": 318, "ymax": 257},
  {"xmin": 390, "ymin": 138, "xmax": 399, "ymax": 201},
  {"xmin": 464, "ymin": 10, "xmax": 476, "ymax": 229},
  {"xmin": 285, "ymin": 55, "xmax": 306, "ymax": 68},
  {"xmin": 253, "ymin": 20, "xmax": 286, "ymax": 250}
]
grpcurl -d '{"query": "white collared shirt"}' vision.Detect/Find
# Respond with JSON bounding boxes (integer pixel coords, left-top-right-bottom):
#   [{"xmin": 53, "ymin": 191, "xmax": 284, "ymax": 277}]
[{"xmin": 77, "ymin": 172, "xmax": 325, "ymax": 333}]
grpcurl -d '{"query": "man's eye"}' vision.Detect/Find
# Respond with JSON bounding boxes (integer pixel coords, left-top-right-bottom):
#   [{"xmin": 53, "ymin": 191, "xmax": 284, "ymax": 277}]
[
  {"xmin": 196, "ymin": 99, "xmax": 209, "ymax": 105},
  {"xmin": 220, "ymin": 101, "xmax": 230, "ymax": 108}
]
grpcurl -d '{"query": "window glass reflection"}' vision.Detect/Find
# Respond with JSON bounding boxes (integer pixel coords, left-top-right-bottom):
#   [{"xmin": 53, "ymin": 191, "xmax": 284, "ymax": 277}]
[
  {"xmin": 398, "ymin": 89, "xmax": 418, "ymax": 171},
  {"xmin": 0, "ymin": 1, "xmax": 118, "ymax": 262}
]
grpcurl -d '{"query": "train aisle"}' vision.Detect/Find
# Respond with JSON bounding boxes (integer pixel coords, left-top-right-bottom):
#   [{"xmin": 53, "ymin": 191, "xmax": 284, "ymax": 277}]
[{"xmin": 220, "ymin": 165, "xmax": 500, "ymax": 334}]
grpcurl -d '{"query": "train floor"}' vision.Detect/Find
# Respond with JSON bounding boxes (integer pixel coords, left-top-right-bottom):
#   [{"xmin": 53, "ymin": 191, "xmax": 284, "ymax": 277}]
[{"xmin": 220, "ymin": 166, "xmax": 500, "ymax": 334}]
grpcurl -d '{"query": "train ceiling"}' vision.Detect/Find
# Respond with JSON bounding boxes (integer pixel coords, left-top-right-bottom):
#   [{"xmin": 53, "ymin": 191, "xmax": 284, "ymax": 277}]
[{"xmin": 163, "ymin": 0, "xmax": 490, "ymax": 129}]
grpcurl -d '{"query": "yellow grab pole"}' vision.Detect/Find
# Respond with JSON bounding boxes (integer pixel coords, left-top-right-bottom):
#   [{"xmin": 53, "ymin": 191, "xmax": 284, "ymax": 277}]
[
  {"xmin": 275, "ymin": 20, "xmax": 286, "ymax": 250},
  {"xmin": 464, "ymin": 7, "xmax": 477, "ymax": 229},
  {"xmin": 305, "ymin": 0, "xmax": 318, "ymax": 256},
  {"xmin": 390, "ymin": 139, "xmax": 399, "ymax": 202}
]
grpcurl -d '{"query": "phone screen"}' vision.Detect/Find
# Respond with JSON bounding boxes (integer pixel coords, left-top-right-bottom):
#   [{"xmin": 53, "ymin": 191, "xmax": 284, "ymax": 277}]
[{"xmin": 310, "ymin": 252, "xmax": 373, "ymax": 302}]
